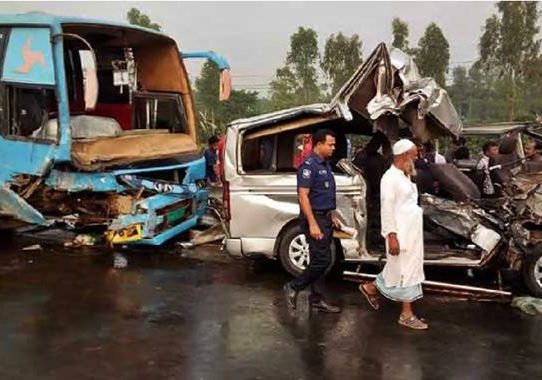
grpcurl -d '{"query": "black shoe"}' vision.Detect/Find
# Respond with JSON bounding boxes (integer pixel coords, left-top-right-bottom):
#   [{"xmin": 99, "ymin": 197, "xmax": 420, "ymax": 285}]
[
  {"xmin": 283, "ymin": 283, "xmax": 298, "ymax": 309},
  {"xmin": 310, "ymin": 299, "xmax": 341, "ymax": 313}
]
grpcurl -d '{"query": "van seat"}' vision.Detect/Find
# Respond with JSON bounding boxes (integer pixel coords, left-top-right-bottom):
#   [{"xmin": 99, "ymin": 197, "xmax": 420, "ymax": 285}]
[{"xmin": 429, "ymin": 163, "xmax": 481, "ymax": 202}]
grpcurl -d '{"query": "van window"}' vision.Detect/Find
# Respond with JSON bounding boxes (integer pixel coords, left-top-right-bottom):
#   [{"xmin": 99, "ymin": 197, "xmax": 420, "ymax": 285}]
[
  {"xmin": 293, "ymin": 133, "xmax": 312, "ymax": 168},
  {"xmin": 241, "ymin": 135, "xmax": 275, "ymax": 172}
]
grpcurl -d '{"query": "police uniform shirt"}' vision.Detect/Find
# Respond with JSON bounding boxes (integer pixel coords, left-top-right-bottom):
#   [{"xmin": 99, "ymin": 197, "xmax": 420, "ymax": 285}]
[{"xmin": 297, "ymin": 153, "xmax": 336, "ymax": 211}]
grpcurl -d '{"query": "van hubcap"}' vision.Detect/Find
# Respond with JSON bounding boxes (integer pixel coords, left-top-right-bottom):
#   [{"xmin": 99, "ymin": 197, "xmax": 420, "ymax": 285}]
[
  {"xmin": 289, "ymin": 234, "xmax": 309, "ymax": 270},
  {"xmin": 534, "ymin": 256, "xmax": 542, "ymax": 287}
]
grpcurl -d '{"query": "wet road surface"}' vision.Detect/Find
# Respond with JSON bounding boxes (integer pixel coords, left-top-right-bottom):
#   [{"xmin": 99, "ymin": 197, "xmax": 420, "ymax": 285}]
[{"xmin": 0, "ymin": 241, "xmax": 541, "ymax": 380}]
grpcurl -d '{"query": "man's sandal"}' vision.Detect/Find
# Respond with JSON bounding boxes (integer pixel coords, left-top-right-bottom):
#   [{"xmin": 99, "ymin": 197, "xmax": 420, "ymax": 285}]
[
  {"xmin": 398, "ymin": 315, "xmax": 428, "ymax": 330},
  {"xmin": 359, "ymin": 283, "xmax": 380, "ymax": 311}
]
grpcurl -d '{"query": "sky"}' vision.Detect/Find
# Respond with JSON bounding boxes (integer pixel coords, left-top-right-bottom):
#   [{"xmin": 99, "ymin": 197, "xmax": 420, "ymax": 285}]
[{"xmin": 0, "ymin": 1, "xmax": 499, "ymax": 94}]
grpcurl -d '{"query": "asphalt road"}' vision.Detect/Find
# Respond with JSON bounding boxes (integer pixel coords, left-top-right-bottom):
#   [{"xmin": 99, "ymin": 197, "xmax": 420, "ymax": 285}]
[{"xmin": 0, "ymin": 240, "xmax": 540, "ymax": 380}]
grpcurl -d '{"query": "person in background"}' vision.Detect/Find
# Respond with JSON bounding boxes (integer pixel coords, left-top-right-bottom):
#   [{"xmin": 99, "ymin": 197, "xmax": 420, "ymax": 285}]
[
  {"xmin": 525, "ymin": 140, "xmax": 542, "ymax": 161},
  {"xmin": 477, "ymin": 141, "xmax": 499, "ymax": 196},
  {"xmin": 258, "ymin": 138, "xmax": 274, "ymax": 169},
  {"xmin": 414, "ymin": 141, "xmax": 437, "ymax": 195},
  {"xmin": 294, "ymin": 134, "xmax": 313, "ymax": 168},
  {"xmin": 352, "ymin": 132, "xmax": 390, "ymax": 200},
  {"xmin": 435, "ymin": 150, "xmax": 446, "ymax": 164},
  {"xmin": 359, "ymin": 139, "xmax": 428, "ymax": 330},
  {"xmin": 423, "ymin": 141, "xmax": 446, "ymax": 164},
  {"xmin": 445, "ymin": 137, "xmax": 469, "ymax": 163},
  {"xmin": 453, "ymin": 146, "xmax": 470, "ymax": 160},
  {"xmin": 204, "ymin": 135, "xmax": 220, "ymax": 185}
]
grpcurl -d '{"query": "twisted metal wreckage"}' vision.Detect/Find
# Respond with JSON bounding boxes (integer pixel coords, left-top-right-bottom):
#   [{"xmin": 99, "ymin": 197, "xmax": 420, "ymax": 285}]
[
  {"xmin": 220, "ymin": 43, "xmax": 542, "ymax": 298},
  {"xmin": 0, "ymin": 13, "xmax": 230, "ymax": 246}
]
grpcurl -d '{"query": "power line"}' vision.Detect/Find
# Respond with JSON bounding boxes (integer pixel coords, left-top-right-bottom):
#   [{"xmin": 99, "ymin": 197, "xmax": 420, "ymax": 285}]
[
  {"xmin": 231, "ymin": 74, "xmax": 273, "ymax": 78},
  {"xmin": 233, "ymin": 85, "xmax": 272, "ymax": 89},
  {"xmin": 450, "ymin": 59, "xmax": 476, "ymax": 66}
]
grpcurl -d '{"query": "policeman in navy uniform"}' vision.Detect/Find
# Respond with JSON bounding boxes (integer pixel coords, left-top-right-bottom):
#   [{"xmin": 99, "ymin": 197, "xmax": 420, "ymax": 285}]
[{"xmin": 284, "ymin": 129, "xmax": 341, "ymax": 313}]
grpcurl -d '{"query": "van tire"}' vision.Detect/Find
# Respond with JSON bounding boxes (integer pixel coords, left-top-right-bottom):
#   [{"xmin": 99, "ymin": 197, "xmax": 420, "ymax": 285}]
[
  {"xmin": 278, "ymin": 223, "xmax": 337, "ymax": 278},
  {"xmin": 522, "ymin": 246, "xmax": 542, "ymax": 298},
  {"xmin": 278, "ymin": 224, "xmax": 308, "ymax": 277}
]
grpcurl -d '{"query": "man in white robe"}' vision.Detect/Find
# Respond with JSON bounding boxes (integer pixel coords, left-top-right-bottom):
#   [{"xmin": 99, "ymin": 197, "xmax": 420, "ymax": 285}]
[{"xmin": 359, "ymin": 139, "xmax": 428, "ymax": 330}]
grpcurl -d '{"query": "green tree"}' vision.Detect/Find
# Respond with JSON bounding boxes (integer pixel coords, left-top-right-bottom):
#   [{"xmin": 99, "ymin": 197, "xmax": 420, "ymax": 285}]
[
  {"xmin": 466, "ymin": 64, "xmax": 491, "ymax": 122},
  {"xmin": 522, "ymin": 55, "xmax": 542, "ymax": 120},
  {"xmin": 470, "ymin": 16, "xmax": 505, "ymax": 123},
  {"xmin": 478, "ymin": 15, "xmax": 501, "ymax": 72},
  {"xmin": 415, "ymin": 23, "xmax": 450, "ymax": 86},
  {"xmin": 195, "ymin": 61, "xmax": 260, "ymax": 141},
  {"xmin": 391, "ymin": 17, "xmax": 409, "ymax": 51},
  {"xmin": 220, "ymin": 90, "xmax": 259, "ymax": 123},
  {"xmin": 497, "ymin": 1, "xmax": 540, "ymax": 78},
  {"xmin": 269, "ymin": 26, "xmax": 322, "ymax": 110},
  {"xmin": 287, "ymin": 27, "xmax": 321, "ymax": 103},
  {"xmin": 321, "ymin": 32, "xmax": 362, "ymax": 95},
  {"xmin": 269, "ymin": 66, "xmax": 299, "ymax": 110},
  {"xmin": 476, "ymin": 1, "xmax": 541, "ymax": 121},
  {"xmin": 127, "ymin": 8, "xmax": 161, "ymax": 31},
  {"xmin": 195, "ymin": 61, "xmax": 220, "ymax": 122},
  {"xmin": 448, "ymin": 66, "xmax": 471, "ymax": 119}
]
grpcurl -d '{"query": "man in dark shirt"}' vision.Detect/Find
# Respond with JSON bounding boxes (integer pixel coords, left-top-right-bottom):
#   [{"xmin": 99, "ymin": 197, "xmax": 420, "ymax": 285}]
[
  {"xmin": 414, "ymin": 141, "xmax": 437, "ymax": 195},
  {"xmin": 352, "ymin": 132, "xmax": 390, "ymax": 201},
  {"xmin": 445, "ymin": 137, "xmax": 469, "ymax": 163},
  {"xmin": 283, "ymin": 129, "xmax": 341, "ymax": 313},
  {"xmin": 204, "ymin": 135, "xmax": 220, "ymax": 185}
]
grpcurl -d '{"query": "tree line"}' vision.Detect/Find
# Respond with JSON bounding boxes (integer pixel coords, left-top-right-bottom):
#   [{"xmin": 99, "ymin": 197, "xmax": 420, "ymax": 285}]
[{"xmin": 127, "ymin": 2, "xmax": 542, "ymax": 142}]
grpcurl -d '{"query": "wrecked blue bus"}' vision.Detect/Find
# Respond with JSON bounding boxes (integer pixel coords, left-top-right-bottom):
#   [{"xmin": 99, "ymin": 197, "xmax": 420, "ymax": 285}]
[{"xmin": 0, "ymin": 13, "xmax": 230, "ymax": 245}]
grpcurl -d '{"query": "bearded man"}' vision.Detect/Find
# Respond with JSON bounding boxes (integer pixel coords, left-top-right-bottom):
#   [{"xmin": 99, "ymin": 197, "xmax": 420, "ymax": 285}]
[{"xmin": 359, "ymin": 139, "xmax": 428, "ymax": 330}]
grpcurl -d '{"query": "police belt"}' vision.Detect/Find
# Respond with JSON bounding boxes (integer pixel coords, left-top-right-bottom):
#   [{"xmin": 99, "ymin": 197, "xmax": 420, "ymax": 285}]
[{"xmin": 313, "ymin": 210, "xmax": 332, "ymax": 217}]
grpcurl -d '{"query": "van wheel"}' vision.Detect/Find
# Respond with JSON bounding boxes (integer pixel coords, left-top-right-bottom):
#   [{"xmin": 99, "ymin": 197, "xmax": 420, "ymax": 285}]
[
  {"xmin": 278, "ymin": 224, "xmax": 309, "ymax": 277},
  {"xmin": 522, "ymin": 246, "xmax": 542, "ymax": 297}
]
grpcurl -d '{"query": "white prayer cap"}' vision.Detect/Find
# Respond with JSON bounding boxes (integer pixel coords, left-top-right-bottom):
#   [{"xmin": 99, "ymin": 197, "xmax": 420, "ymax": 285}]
[{"xmin": 392, "ymin": 139, "xmax": 416, "ymax": 156}]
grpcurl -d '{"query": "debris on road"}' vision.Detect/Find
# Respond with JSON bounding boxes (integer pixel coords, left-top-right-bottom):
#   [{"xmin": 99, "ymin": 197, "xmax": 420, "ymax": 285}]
[
  {"xmin": 344, "ymin": 270, "xmax": 512, "ymax": 302},
  {"xmin": 113, "ymin": 252, "xmax": 128, "ymax": 269},
  {"xmin": 21, "ymin": 244, "xmax": 42, "ymax": 251},
  {"xmin": 178, "ymin": 224, "xmax": 225, "ymax": 250},
  {"xmin": 511, "ymin": 296, "xmax": 542, "ymax": 315},
  {"xmin": 71, "ymin": 234, "xmax": 101, "ymax": 247},
  {"xmin": 189, "ymin": 224, "xmax": 226, "ymax": 247}
]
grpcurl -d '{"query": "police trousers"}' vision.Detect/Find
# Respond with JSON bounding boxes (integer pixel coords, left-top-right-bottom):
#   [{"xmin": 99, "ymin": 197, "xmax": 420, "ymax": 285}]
[{"xmin": 290, "ymin": 212, "xmax": 335, "ymax": 299}]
